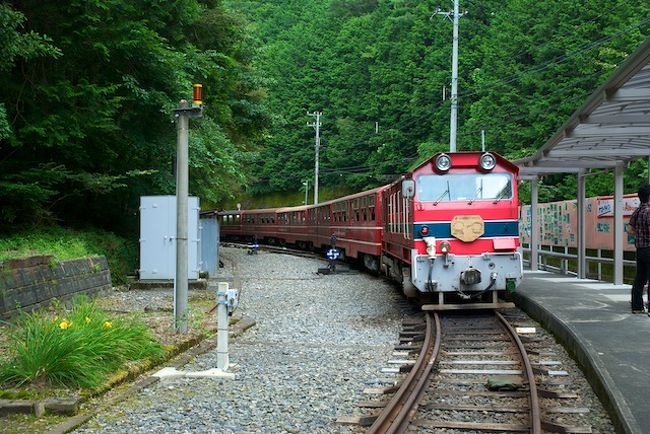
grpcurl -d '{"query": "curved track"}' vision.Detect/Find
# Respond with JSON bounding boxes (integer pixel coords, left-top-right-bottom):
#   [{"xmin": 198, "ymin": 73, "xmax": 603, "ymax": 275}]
[{"xmin": 368, "ymin": 310, "xmax": 542, "ymax": 434}]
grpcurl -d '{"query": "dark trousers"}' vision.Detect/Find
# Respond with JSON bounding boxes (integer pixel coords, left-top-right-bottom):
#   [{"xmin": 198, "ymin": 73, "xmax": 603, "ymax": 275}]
[{"xmin": 631, "ymin": 246, "xmax": 650, "ymax": 310}]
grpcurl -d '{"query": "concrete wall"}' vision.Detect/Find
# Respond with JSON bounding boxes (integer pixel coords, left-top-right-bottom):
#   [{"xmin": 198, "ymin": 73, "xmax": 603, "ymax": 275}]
[{"xmin": 0, "ymin": 255, "xmax": 112, "ymax": 319}]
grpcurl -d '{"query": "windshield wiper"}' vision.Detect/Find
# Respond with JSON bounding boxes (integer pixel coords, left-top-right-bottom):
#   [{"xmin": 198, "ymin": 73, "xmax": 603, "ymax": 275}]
[
  {"xmin": 433, "ymin": 180, "xmax": 450, "ymax": 206},
  {"xmin": 492, "ymin": 186, "xmax": 511, "ymax": 204},
  {"xmin": 468, "ymin": 180, "xmax": 483, "ymax": 205}
]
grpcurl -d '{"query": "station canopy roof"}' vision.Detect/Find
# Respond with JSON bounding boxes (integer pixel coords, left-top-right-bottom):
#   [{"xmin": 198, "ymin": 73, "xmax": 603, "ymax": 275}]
[{"xmin": 515, "ymin": 37, "xmax": 650, "ymax": 178}]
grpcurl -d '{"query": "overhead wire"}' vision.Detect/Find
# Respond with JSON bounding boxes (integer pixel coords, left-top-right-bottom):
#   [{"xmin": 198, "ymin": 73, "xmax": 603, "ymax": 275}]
[{"xmin": 294, "ymin": 13, "xmax": 650, "ymax": 180}]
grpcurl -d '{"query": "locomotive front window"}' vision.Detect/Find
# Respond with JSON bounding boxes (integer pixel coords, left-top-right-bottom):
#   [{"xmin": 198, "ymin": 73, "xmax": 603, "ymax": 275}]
[{"xmin": 416, "ymin": 173, "xmax": 512, "ymax": 202}]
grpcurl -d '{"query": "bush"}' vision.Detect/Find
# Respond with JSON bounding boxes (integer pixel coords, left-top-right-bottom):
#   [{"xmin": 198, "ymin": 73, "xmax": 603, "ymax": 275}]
[
  {"xmin": 0, "ymin": 296, "xmax": 162, "ymax": 389},
  {"xmin": 0, "ymin": 226, "xmax": 136, "ymax": 285}
]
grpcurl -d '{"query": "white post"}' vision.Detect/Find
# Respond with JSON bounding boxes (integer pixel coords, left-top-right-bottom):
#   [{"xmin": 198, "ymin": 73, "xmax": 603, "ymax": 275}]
[{"xmin": 217, "ymin": 282, "xmax": 230, "ymax": 370}]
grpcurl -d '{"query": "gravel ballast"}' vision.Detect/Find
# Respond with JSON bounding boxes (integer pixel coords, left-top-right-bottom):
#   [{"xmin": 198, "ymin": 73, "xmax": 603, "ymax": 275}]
[{"xmin": 74, "ymin": 247, "xmax": 402, "ymax": 433}]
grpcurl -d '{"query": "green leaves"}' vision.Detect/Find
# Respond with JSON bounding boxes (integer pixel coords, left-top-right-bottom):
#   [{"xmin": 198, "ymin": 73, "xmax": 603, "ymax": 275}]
[
  {"xmin": 0, "ymin": 1, "xmax": 269, "ymax": 231},
  {"xmin": 229, "ymin": 0, "xmax": 650, "ymax": 202}
]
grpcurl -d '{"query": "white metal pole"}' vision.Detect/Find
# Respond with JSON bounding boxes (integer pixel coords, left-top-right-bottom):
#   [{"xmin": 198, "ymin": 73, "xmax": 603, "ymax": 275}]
[
  {"xmin": 175, "ymin": 100, "xmax": 189, "ymax": 334},
  {"xmin": 217, "ymin": 282, "xmax": 230, "ymax": 370}
]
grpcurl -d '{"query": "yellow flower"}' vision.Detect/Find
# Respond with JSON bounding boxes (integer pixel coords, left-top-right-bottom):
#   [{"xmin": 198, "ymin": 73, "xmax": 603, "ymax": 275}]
[
  {"xmin": 103, "ymin": 321, "xmax": 113, "ymax": 329},
  {"xmin": 59, "ymin": 319, "xmax": 72, "ymax": 330},
  {"xmin": 85, "ymin": 317, "xmax": 91, "ymax": 324}
]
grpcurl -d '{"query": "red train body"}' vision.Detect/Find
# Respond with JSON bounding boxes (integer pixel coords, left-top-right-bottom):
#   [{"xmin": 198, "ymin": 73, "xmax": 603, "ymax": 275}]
[{"xmin": 218, "ymin": 152, "xmax": 522, "ymax": 305}]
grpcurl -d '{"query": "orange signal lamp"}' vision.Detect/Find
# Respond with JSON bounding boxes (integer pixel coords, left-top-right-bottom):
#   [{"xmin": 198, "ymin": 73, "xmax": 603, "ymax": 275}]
[{"xmin": 192, "ymin": 84, "xmax": 203, "ymax": 106}]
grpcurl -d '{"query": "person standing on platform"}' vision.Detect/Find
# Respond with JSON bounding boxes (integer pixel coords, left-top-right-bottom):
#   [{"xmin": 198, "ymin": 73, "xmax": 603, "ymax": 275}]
[{"xmin": 628, "ymin": 183, "xmax": 650, "ymax": 314}]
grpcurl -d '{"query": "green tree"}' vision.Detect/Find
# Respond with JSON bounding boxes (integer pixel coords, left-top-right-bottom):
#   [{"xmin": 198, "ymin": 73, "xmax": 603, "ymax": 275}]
[{"xmin": 0, "ymin": 0, "xmax": 269, "ymax": 231}]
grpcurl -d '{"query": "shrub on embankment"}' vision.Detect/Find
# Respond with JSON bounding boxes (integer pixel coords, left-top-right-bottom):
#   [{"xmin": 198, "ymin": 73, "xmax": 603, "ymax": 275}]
[
  {"xmin": 0, "ymin": 226, "xmax": 136, "ymax": 285},
  {"xmin": 0, "ymin": 296, "xmax": 163, "ymax": 389}
]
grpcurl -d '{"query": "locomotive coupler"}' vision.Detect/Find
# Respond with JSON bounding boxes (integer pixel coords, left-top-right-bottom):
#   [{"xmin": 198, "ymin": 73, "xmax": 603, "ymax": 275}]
[{"xmin": 426, "ymin": 257, "xmax": 437, "ymax": 291}]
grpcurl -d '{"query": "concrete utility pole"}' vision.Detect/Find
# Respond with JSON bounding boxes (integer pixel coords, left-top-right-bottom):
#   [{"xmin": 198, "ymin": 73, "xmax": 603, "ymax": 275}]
[
  {"xmin": 481, "ymin": 129, "xmax": 486, "ymax": 151},
  {"xmin": 436, "ymin": 0, "xmax": 466, "ymax": 152},
  {"xmin": 307, "ymin": 111, "xmax": 322, "ymax": 204},
  {"xmin": 303, "ymin": 179, "xmax": 310, "ymax": 205},
  {"xmin": 172, "ymin": 85, "xmax": 203, "ymax": 334}
]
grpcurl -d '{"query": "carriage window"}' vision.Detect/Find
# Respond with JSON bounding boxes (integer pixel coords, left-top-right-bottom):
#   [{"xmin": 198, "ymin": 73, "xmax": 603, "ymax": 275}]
[{"xmin": 416, "ymin": 173, "xmax": 513, "ymax": 202}]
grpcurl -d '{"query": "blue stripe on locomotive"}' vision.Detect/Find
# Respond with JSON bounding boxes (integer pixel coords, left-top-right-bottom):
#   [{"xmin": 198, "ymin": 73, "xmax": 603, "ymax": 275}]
[{"xmin": 413, "ymin": 221, "xmax": 519, "ymax": 239}]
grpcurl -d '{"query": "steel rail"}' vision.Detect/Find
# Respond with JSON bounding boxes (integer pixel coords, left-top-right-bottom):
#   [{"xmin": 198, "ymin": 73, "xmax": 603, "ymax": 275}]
[
  {"xmin": 495, "ymin": 311, "xmax": 542, "ymax": 434},
  {"xmin": 367, "ymin": 312, "xmax": 441, "ymax": 434}
]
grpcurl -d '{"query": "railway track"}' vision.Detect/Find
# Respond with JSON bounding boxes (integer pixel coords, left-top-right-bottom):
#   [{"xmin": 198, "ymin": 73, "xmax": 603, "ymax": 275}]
[
  {"xmin": 223, "ymin": 245, "xmax": 600, "ymax": 433},
  {"xmin": 340, "ymin": 308, "xmax": 594, "ymax": 434},
  {"xmin": 221, "ymin": 242, "xmax": 320, "ymax": 259}
]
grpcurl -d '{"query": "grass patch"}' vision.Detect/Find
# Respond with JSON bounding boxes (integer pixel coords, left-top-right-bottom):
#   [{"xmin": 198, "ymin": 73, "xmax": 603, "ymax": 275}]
[
  {"xmin": 0, "ymin": 296, "xmax": 163, "ymax": 389},
  {"xmin": 0, "ymin": 226, "xmax": 135, "ymax": 284}
]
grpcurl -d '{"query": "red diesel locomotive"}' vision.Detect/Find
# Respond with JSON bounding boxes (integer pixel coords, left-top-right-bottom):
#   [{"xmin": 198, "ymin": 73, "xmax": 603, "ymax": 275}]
[{"xmin": 218, "ymin": 151, "xmax": 522, "ymax": 306}]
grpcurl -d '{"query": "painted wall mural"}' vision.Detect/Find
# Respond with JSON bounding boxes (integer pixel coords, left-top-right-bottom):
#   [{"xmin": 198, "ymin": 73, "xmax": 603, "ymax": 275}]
[{"xmin": 520, "ymin": 194, "xmax": 639, "ymax": 252}]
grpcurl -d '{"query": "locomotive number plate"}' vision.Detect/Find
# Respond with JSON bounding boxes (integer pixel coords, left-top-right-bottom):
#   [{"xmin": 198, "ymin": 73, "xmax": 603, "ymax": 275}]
[{"xmin": 451, "ymin": 215, "xmax": 484, "ymax": 242}]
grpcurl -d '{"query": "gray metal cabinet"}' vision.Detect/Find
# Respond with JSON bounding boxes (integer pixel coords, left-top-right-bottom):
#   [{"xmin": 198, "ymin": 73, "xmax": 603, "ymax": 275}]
[{"xmin": 139, "ymin": 196, "xmax": 200, "ymax": 279}]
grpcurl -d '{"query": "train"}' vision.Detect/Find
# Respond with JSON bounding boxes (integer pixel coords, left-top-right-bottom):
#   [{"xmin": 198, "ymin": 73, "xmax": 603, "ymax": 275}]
[{"xmin": 216, "ymin": 151, "xmax": 522, "ymax": 308}]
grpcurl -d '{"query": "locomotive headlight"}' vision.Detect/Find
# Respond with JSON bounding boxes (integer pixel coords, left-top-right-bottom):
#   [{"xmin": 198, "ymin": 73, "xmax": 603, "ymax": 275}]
[
  {"xmin": 479, "ymin": 152, "xmax": 496, "ymax": 171},
  {"xmin": 420, "ymin": 225, "xmax": 430, "ymax": 236},
  {"xmin": 435, "ymin": 153, "xmax": 452, "ymax": 172},
  {"xmin": 440, "ymin": 241, "xmax": 451, "ymax": 254}
]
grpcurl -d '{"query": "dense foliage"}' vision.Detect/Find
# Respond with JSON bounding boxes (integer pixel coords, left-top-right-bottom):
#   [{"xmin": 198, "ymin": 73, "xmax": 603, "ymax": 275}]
[
  {"xmin": 0, "ymin": 226, "xmax": 135, "ymax": 284},
  {"xmin": 225, "ymin": 0, "xmax": 650, "ymax": 204},
  {"xmin": 1, "ymin": 0, "xmax": 649, "ymax": 235},
  {"xmin": 0, "ymin": 1, "xmax": 269, "ymax": 233}
]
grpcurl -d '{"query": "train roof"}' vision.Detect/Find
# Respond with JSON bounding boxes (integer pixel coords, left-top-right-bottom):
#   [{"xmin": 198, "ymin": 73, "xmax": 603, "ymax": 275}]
[
  {"xmin": 240, "ymin": 207, "xmax": 280, "ymax": 214},
  {"xmin": 276, "ymin": 205, "xmax": 311, "ymax": 213},
  {"xmin": 312, "ymin": 185, "xmax": 388, "ymax": 208},
  {"xmin": 408, "ymin": 151, "xmax": 519, "ymax": 177}
]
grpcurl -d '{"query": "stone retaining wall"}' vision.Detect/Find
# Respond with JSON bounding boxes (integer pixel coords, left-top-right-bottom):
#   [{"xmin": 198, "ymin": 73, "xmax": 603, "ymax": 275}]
[{"xmin": 0, "ymin": 255, "xmax": 112, "ymax": 319}]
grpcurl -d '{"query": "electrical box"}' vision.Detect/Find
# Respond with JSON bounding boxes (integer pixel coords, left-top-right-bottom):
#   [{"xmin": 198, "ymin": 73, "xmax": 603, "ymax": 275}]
[
  {"xmin": 226, "ymin": 288, "xmax": 239, "ymax": 316},
  {"xmin": 139, "ymin": 196, "xmax": 200, "ymax": 280},
  {"xmin": 199, "ymin": 214, "xmax": 219, "ymax": 276}
]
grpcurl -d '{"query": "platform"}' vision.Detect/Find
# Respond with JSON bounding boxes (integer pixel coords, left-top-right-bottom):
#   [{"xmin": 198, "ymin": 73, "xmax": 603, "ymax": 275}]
[{"xmin": 513, "ymin": 270, "xmax": 649, "ymax": 434}]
